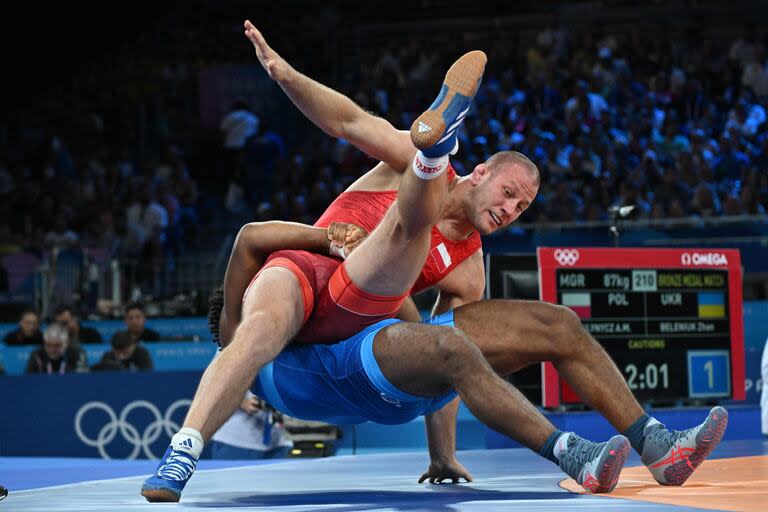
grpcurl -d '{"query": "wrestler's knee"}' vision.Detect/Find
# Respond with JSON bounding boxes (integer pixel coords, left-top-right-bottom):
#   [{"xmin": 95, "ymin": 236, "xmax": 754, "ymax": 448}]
[
  {"xmin": 432, "ymin": 327, "xmax": 480, "ymax": 373},
  {"xmin": 232, "ymin": 310, "xmax": 292, "ymax": 360},
  {"xmin": 545, "ymin": 303, "xmax": 592, "ymax": 356},
  {"xmin": 516, "ymin": 302, "xmax": 580, "ymax": 354}
]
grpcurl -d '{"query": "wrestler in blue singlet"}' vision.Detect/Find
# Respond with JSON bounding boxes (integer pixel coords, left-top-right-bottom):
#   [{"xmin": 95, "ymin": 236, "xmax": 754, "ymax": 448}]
[{"xmin": 252, "ymin": 311, "xmax": 459, "ymax": 425}]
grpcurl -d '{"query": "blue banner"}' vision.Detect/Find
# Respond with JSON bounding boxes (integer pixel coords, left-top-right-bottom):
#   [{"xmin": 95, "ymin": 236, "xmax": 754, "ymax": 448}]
[{"xmin": 0, "ymin": 371, "xmax": 202, "ymax": 458}]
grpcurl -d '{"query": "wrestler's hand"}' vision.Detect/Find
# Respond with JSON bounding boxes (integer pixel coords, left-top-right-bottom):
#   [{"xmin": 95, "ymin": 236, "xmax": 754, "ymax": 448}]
[
  {"xmin": 240, "ymin": 396, "xmax": 264, "ymax": 415},
  {"xmin": 418, "ymin": 458, "xmax": 473, "ymax": 484},
  {"xmin": 341, "ymin": 223, "xmax": 367, "ymax": 255},
  {"xmin": 244, "ymin": 20, "xmax": 291, "ymax": 82},
  {"xmin": 327, "ymin": 222, "xmax": 368, "ymax": 258}
]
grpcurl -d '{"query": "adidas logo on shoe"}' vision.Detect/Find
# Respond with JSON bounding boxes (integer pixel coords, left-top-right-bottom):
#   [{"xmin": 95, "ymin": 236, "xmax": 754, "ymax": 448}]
[{"xmin": 417, "ymin": 122, "xmax": 432, "ymax": 133}]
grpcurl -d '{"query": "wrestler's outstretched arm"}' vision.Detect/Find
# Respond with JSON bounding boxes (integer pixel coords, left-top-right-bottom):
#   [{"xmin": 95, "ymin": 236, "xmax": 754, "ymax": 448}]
[
  {"xmin": 244, "ymin": 20, "xmax": 414, "ymax": 172},
  {"xmin": 420, "ymin": 398, "xmax": 472, "ymax": 483},
  {"xmin": 396, "ymin": 296, "xmax": 472, "ymax": 483},
  {"xmin": 220, "ymin": 221, "xmax": 366, "ymax": 345}
]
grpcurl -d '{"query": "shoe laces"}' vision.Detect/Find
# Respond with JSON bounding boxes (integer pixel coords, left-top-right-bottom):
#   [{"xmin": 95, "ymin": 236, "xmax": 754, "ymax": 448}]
[
  {"xmin": 559, "ymin": 434, "xmax": 605, "ymax": 481},
  {"xmin": 645, "ymin": 423, "xmax": 696, "ymax": 450},
  {"xmin": 156, "ymin": 450, "xmax": 197, "ymax": 481}
]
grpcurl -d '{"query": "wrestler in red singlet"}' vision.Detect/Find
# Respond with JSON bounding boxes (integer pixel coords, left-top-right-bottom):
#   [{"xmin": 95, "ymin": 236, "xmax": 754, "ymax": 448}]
[{"xmin": 248, "ymin": 165, "xmax": 481, "ymax": 343}]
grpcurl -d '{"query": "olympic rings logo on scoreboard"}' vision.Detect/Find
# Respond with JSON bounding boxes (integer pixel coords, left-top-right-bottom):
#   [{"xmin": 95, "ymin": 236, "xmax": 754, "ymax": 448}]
[
  {"xmin": 554, "ymin": 249, "xmax": 580, "ymax": 266},
  {"xmin": 681, "ymin": 252, "xmax": 729, "ymax": 266},
  {"xmin": 74, "ymin": 399, "xmax": 191, "ymax": 460}
]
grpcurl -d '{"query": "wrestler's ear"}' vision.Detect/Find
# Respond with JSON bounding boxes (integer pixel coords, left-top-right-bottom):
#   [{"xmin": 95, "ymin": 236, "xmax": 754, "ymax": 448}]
[{"xmin": 469, "ymin": 163, "xmax": 489, "ymax": 185}]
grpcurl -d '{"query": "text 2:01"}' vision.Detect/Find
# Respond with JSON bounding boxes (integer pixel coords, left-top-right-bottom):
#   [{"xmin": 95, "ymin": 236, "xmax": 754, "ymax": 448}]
[{"xmin": 624, "ymin": 363, "xmax": 669, "ymax": 390}]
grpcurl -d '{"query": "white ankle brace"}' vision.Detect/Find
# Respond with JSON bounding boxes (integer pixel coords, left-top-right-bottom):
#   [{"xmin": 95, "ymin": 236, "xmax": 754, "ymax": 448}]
[
  {"xmin": 171, "ymin": 427, "xmax": 204, "ymax": 459},
  {"xmin": 412, "ymin": 152, "xmax": 448, "ymax": 180}
]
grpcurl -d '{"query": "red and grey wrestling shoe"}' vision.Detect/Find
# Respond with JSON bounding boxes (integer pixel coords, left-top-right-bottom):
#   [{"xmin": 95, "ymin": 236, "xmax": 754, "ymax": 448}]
[
  {"xmin": 559, "ymin": 433, "xmax": 630, "ymax": 493},
  {"xmin": 641, "ymin": 406, "xmax": 728, "ymax": 486}
]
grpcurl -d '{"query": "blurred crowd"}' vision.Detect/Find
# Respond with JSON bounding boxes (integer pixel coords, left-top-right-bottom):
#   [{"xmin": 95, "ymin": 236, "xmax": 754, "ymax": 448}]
[
  {"xmin": 1, "ymin": 303, "xmax": 158, "ymax": 375},
  {"xmin": 204, "ymin": 20, "xmax": 768, "ymax": 226},
  {"xmin": 1, "ymin": 14, "xmax": 767, "ymax": 301},
  {"xmin": 343, "ymin": 23, "xmax": 768, "ymax": 224}
]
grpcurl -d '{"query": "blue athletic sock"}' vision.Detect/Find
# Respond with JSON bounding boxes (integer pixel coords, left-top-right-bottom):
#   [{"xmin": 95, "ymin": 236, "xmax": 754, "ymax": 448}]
[
  {"xmin": 539, "ymin": 429, "xmax": 564, "ymax": 465},
  {"xmin": 623, "ymin": 413, "xmax": 651, "ymax": 454}
]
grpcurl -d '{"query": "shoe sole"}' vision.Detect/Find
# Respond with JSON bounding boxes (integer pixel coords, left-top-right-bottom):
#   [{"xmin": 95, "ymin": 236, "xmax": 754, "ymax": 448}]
[
  {"xmin": 141, "ymin": 487, "xmax": 181, "ymax": 503},
  {"xmin": 657, "ymin": 406, "xmax": 729, "ymax": 486},
  {"xmin": 595, "ymin": 435, "xmax": 630, "ymax": 493},
  {"xmin": 410, "ymin": 50, "xmax": 487, "ymax": 150},
  {"xmin": 583, "ymin": 435, "xmax": 630, "ymax": 494}
]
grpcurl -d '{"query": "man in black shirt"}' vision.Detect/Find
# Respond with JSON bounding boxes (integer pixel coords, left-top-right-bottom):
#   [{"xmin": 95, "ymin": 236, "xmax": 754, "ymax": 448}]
[
  {"xmin": 26, "ymin": 324, "xmax": 88, "ymax": 374},
  {"xmin": 99, "ymin": 331, "xmax": 153, "ymax": 371},
  {"xmin": 55, "ymin": 305, "xmax": 103, "ymax": 344},
  {"xmin": 111, "ymin": 302, "xmax": 161, "ymax": 344},
  {"xmin": 3, "ymin": 309, "xmax": 44, "ymax": 346}
]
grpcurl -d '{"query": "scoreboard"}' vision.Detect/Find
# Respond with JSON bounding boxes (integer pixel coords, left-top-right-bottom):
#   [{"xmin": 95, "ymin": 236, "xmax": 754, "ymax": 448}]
[{"xmin": 538, "ymin": 247, "xmax": 745, "ymax": 407}]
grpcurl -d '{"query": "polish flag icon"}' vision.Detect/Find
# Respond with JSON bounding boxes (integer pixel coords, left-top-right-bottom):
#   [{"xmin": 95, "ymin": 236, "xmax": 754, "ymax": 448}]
[
  {"xmin": 561, "ymin": 292, "xmax": 591, "ymax": 319},
  {"xmin": 430, "ymin": 243, "xmax": 452, "ymax": 273}
]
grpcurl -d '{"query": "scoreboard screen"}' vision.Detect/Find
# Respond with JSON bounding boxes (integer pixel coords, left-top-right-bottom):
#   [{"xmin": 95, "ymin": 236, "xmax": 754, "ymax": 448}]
[{"xmin": 538, "ymin": 248, "xmax": 745, "ymax": 407}]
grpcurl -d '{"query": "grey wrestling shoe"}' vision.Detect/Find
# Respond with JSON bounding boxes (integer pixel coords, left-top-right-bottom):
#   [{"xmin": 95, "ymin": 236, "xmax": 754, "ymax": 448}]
[
  {"xmin": 641, "ymin": 406, "xmax": 728, "ymax": 486},
  {"xmin": 559, "ymin": 433, "xmax": 630, "ymax": 493}
]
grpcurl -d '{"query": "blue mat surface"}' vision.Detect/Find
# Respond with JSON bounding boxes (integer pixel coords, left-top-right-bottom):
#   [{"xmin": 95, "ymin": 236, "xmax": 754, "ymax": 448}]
[{"xmin": 4, "ymin": 440, "xmax": 766, "ymax": 511}]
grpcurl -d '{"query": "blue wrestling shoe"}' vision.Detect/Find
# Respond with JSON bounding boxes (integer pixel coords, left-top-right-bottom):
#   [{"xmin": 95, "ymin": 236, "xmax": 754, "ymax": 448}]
[
  {"xmin": 141, "ymin": 445, "xmax": 199, "ymax": 502},
  {"xmin": 641, "ymin": 406, "xmax": 728, "ymax": 486},
  {"xmin": 410, "ymin": 50, "xmax": 487, "ymax": 158},
  {"xmin": 559, "ymin": 434, "xmax": 630, "ymax": 493}
]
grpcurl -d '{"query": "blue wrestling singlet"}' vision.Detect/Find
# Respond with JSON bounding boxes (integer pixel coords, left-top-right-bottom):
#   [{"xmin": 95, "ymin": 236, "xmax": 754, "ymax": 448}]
[{"xmin": 252, "ymin": 311, "xmax": 458, "ymax": 425}]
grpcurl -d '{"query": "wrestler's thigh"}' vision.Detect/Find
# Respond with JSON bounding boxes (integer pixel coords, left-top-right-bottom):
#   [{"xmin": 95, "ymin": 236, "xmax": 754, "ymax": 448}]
[
  {"xmin": 451, "ymin": 299, "xmax": 571, "ymax": 375},
  {"xmin": 241, "ymin": 267, "xmax": 306, "ymax": 341},
  {"xmin": 343, "ymin": 206, "xmax": 431, "ymax": 296},
  {"xmin": 373, "ymin": 322, "xmax": 464, "ymax": 397}
]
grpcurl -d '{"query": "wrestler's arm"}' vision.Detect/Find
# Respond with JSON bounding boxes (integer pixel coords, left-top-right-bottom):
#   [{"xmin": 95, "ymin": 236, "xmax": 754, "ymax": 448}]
[
  {"xmin": 395, "ymin": 295, "xmax": 422, "ymax": 322},
  {"xmin": 220, "ymin": 221, "xmax": 364, "ymax": 345},
  {"xmin": 244, "ymin": 20, "xmax": 414, "ymax": 172},
  {"xmin": 430, "ymin": 250, "xmax": 486, "ymax": 316},
  {"xmin": 419, "ymin": 398, "xmax": 472, "ymax": 483},
  {"xmin": 420, "ymin": 250, "xmax": 485, "ymax": 483}
]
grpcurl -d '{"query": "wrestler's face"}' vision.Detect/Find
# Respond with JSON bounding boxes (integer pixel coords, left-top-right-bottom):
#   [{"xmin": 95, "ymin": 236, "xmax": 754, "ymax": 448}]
[{"xmin": 465, "ymin": 163, "xmax": 537, "ymax": 235}]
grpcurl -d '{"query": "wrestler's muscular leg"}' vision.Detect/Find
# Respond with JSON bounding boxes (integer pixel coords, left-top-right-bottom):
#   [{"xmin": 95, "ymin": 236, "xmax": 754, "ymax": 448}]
[
  {"xmin": 344, "ymin": 51, "xmax": 486, "ymax": 296},
  {"xmin": 374, "ymin": 322, "xmax": 555, "ymax": 450},
  {"xmin": 183, "ymin": 268, "xmax": 305, "ymax": 440},
  {"xmin": 452, "ymin": 300, "xmax": 644, "ymax": 432},
  {"xmin": 342, "ymin": 174, "xmax": 447, "ymax": 296}
]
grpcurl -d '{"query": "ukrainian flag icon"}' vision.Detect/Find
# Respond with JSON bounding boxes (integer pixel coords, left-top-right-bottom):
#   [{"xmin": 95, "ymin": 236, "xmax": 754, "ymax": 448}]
[{"xmin": 698, "ymin": 292, "xmax": 725, "ymax": 318}]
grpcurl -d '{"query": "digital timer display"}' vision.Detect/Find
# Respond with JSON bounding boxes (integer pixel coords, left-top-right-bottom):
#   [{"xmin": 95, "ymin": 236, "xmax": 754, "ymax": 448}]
[{"xmin": 538, "ymin": 248, "xmax": 745, "ymax": 407}]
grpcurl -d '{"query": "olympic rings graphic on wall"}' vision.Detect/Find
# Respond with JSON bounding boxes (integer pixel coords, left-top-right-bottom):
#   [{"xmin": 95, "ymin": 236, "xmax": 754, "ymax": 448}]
[{"xmin": 74, "ymin": 399, "xmax": 191, "ymax": 459}]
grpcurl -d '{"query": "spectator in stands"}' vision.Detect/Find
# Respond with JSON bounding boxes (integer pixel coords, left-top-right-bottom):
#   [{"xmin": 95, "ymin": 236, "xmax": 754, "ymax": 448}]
[
  {"xmin": 210, "ymin": 392, "xmax": 292, "ymax": 459},
  {"xmin": 54, "ymin": 304, "xmax": 103, "ymax": 344},
  {"xmin": 112, "ymin": 302, "xmax": 161, "ymax": 344},
  {"xmin": 220, "ymin": 99, "xmax": 260, "ymax": 184},
  {"xmin": 97, "ymin": 331, "xmax": 153, "ymax": 371},
  {"xmin": 3, "ymin": 309, "xmax": 44, "ymax": 346},
  {"xmin": 126, "ymin": 180, "xmax": 169, "ymax": 290},
  {"xmin": 25, "ymin": 324, "xmax": 88, "ymax": 374}
]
